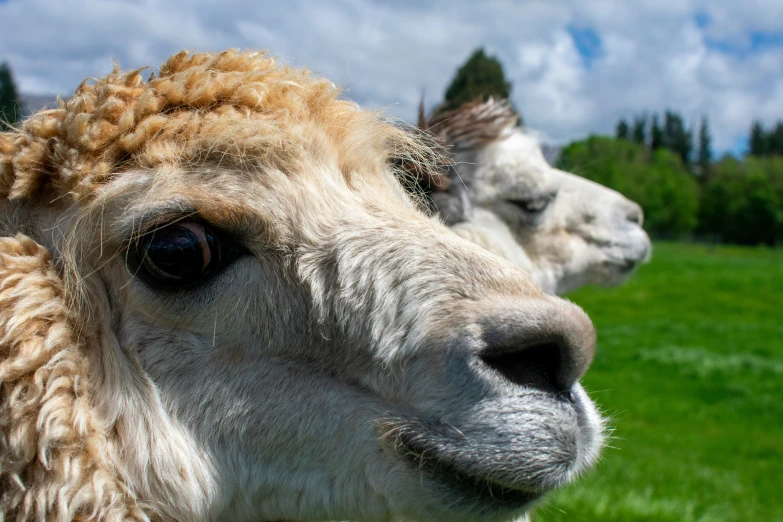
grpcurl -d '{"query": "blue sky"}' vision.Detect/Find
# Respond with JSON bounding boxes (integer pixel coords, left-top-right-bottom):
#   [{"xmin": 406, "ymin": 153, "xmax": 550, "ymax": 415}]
[
  {"xmin": 694, "ymin": 10, "xmax": 783, "ymax": 57},
  {"xmin": 566, "ymin": 26, "xmax": 603, "ymax": 68},
  {"xmin": 705, "ymin": 31, "xmax": 783, "ymax": 58},
  {"xmin": 1, "ymin": 0, "xmax": 782, "ymax": 155}
]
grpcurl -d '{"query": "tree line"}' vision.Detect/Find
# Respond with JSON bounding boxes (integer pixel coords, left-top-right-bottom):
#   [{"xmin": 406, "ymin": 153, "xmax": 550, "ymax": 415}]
[
  {"xmin": 592, "ymin": 112, "xmax": 783, "ymax": 245},
  {"xmin": 556, "ymin": 135, "xmax": 783, "ymax": 245},
  {"xmin": 615, "ymin": 111, "xmax": 712, "ymax": 175}
]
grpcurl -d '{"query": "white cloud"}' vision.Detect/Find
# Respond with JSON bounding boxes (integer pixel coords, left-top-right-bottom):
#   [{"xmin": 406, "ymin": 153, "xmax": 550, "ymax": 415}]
[
  {"xmin": 1, "ymin": 0, "xmax": 782, "ymax": 154},
  {"xmin": 511, "ymin": 31, "xmax": 593, "ymax": 140}
]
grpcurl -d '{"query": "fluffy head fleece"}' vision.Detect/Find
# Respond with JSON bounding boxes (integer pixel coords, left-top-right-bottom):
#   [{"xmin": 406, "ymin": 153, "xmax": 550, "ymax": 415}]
[
  {"xmin": 0, "ymin": 50, "xmax": 436, "ymax": 203},
  {"xmin": 0, "ymin": 49, "xmax": 438, "ymax": 521}
]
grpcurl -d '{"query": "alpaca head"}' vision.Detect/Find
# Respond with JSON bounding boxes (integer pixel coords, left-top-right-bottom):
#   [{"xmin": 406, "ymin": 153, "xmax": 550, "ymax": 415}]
[
  {"xmin": 425, "ymin": 99, "xmax": 651, "ymax": 295},
  {"xmin": 0, "ymin": 51, "xmax": 602, "ymax": 522}
]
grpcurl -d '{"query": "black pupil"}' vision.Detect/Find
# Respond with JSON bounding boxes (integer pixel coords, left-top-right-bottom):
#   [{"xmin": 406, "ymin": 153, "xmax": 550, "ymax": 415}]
[{"xmin": 142, "ymin": 225, "xmax": 215, "ymax": 283}]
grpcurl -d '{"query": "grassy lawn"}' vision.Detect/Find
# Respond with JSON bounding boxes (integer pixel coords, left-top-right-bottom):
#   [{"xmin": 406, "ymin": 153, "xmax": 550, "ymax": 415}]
[{"xmin": 534, "ymin": 242, "xmax": 783, "ymax": 522}]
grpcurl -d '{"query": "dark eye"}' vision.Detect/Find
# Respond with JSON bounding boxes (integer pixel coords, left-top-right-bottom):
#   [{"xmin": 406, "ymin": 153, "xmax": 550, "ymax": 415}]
[
  {"xmin": 507, "ymin": 192, "xmax": 556, "ymax": 215},
  {"xmin": 130, "ymin": 222, "xmax": 240, "ymax": 289}
]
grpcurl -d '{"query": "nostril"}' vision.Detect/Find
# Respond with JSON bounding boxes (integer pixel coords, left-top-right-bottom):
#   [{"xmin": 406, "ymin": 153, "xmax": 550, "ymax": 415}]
[
  {"xmin": 476, "ymin": 298, "xmax": 596, "ymax": 396},
  {"xmin": 481, "ymin": 341, "xmax": 567, "ymax": 394}
]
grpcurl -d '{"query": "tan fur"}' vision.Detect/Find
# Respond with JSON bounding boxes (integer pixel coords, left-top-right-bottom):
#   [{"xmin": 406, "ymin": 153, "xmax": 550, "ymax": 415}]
[{"xmin": 0, "ymin": 234, "xmax": 147, "ymax": 521}]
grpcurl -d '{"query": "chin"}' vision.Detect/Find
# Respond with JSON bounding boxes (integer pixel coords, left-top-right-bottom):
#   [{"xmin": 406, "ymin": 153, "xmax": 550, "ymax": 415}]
[{"xmin": 380, "ymin": 385, "xmax": 604, "ymax": 522}]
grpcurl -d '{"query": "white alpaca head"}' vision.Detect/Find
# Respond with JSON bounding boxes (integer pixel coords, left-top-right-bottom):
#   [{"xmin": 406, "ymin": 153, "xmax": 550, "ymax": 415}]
[
  {"xmin": 0, "ymin": 51, "xmax": 602, "ymax": 522},
  {"xmin": 424, "ymin": 99, "xmax": 651, "ymax": 294}
]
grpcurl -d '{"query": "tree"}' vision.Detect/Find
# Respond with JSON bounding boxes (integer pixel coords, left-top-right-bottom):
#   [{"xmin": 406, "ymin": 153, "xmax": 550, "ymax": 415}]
[
  {"xmin": 442, "ymin": 48, "xmax": 513, "ymax": 113},
  {"xmin": 697, "ymin": 116, "xmax": 712, "ymax": 176},
  {"xmin": 0, "ymin": 62, "xmax": 21, "ymax": 130},
  {"xmin": 631, "ymin": 115, "xmax": 647, "ymax": 145},
  {"xmin": 747, "ymin": 120, "xmax": 783, "ymax": 157},
  {"xmin": 650, "ymin": 114, "xmax": 663, "ymax": 150},
  {"xmin": 749, "ymin": 121, "xmax": 766, "ymax": 156},
  {"xmin": 662, "ymin": 110, "xmax": 692, "ymax": 167},
  {"xmin": 770, "ymin": 122, "xmax": 783, "ymax": 156},
  {"xmin": 616, "ymin": 119, "xmax": 629, "ymax": 140}
]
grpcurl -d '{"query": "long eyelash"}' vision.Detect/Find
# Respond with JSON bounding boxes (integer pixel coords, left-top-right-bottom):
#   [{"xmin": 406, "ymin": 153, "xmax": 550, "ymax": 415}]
[
  {"xmin": 128, "ymin": 211, "xmax": 201, "ymax": 246},
  {"xmin": 127, "ymin": 221, "xmax": 247, "ymax": 292}
]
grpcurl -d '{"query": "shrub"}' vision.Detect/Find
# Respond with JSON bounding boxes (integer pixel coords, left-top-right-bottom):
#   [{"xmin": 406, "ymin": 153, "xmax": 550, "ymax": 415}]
[{"xmin": 699, "ymin": 156, "xmax": 783, "ymax": 245}]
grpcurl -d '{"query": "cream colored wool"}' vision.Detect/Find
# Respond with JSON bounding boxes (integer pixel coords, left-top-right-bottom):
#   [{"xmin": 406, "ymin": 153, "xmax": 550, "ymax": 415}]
[{"xmin": 0, "ymin": 235, "xmax": 147, "ymax": 521}]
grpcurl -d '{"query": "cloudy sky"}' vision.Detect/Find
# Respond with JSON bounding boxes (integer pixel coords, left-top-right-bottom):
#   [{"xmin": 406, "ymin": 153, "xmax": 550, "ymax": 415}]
[{"xmin": 1, "ymin": 0, "xmax": 782, "ymax": 154}]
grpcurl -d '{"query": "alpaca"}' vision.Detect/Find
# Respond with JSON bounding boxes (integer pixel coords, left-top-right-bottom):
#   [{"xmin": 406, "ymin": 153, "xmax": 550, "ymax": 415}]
[
  {"xmin": 0, "ymin": 51, "xmax": 603, "ymax": 522},
  {"xmin": 418, "ymin": 99, "xmax": 651, "ymax": 295}
]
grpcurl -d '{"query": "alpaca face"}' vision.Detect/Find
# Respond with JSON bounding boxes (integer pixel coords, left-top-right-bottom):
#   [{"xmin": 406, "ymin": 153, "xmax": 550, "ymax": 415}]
[
  {"xmin": 61, "ymin": 153, "xmax": 601, "ymax": 521},
  {"xmin": 1, "ymin": 51, "xmax": 602, "ymax": 522},
  {"xmin": 456, "ymin": 131, "xmax": 651, "ymax": 294}
]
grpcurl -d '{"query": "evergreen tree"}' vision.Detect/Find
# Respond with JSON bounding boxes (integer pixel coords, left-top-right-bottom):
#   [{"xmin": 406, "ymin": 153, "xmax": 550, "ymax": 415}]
[
  {"xmin": 662, "ymin": 111, "xmax": 677, "ymax": 149},
  {"xmin": 770, "ymin": 122, "xmax": 783, "ymax": 156},
  {"xmin": 663, "ymin": 110, "xmax": 692, "ymax": 166},
  {"xmin": 650, "ymin": 114, "xmax": 663, "ymax": 150},
  {"xmin": 442, "ymin": 48, "xmax": 513, "ymax": 113},
  {"xmin": 631, "ymin": 115, "xmax": 647, "ymax": 145},
  {"xmin": 616, "ymin": 119, "xmax": 629, "ymax": 140},
  {"xmin": 0, "ymin": 62, "xmax": 21, "ymax": 130},
  {"xmin": 677, "ymin": 127, "xmax": 694, "ymax": 167},
  {"xmin": 749, "ymin": 121, "xmax": 766, "ymax": 156},
  {"xmin": 697, "ymin": 116, "xmax": 712, "ymax": 175}
]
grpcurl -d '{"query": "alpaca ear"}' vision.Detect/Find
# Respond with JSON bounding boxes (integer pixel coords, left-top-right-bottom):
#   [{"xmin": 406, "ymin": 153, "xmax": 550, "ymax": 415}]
[{"xmin": 0, "ymin": 234, "xmax": 145, "ymax": 521}]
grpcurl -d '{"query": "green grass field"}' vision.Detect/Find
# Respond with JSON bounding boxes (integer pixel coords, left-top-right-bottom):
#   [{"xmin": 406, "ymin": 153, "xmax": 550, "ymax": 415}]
[{"xmin": 533, "ymin": 242, "xmax": 783, "ymax": 522}]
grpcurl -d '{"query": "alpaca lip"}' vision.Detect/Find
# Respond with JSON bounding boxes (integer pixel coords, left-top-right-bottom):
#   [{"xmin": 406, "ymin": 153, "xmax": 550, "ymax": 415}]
[
  {"xmin": 604, "ymin": 252, "xmax": 645, "ymax": 271},
  {"xmin": 380, "ymin": 390, "xmax": 601, "ymax": 511},
  {"xmin": 391, "ymin": 429, "xmax": 541, "ymax": 509}
]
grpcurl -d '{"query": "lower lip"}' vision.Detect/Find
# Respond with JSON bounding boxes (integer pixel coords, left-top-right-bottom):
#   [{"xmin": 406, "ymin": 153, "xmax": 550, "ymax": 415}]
[
  {"xmin": 611, "ymin": 259, "xmax": 638, "ymax": 271},
  {"xmin": 393, "ymin": 432, "xmax": 540, "ymax": 510}
]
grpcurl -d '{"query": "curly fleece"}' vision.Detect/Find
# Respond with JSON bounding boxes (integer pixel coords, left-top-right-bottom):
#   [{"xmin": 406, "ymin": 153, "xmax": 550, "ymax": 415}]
[{"xmin": 0, "ymin": 235, "xmax": 147, "ymax": 521}]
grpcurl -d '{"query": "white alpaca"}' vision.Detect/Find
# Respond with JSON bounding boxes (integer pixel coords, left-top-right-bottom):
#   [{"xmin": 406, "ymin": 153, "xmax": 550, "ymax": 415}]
[
  {"xmin": 0, "ymin": 51, "xmax": 603, "ymax": 522},
  {"xmin": 420, "ymin": 99, "xmax": 651, "ymax": 295}
]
